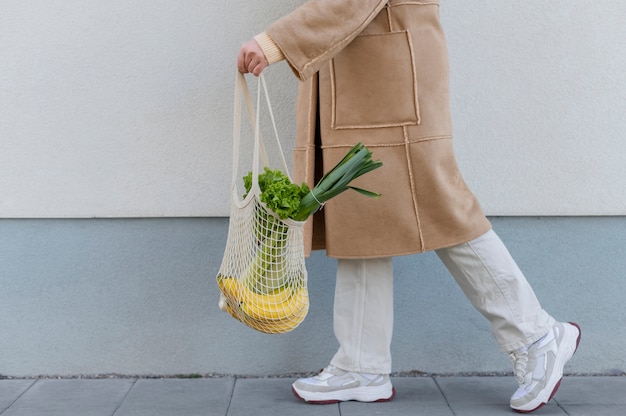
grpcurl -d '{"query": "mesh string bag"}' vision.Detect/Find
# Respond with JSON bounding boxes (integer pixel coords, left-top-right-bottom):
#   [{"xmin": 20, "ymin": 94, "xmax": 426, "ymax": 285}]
[{"xmin": 216, "ymin": 72, "xmax": 308, "ymax": 334}]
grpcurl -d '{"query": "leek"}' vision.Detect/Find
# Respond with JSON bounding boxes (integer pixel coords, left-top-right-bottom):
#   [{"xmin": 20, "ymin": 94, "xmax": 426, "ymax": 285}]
[{"xmin": 292, "ymin": 142, "xmax": 382, "ymax": 221}]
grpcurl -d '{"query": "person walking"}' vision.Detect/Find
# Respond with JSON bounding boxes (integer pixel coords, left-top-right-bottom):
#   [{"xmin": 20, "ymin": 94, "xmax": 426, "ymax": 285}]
[{"xmin": 237, "ymin": 1, "xmax": 581, "ymax": 413}]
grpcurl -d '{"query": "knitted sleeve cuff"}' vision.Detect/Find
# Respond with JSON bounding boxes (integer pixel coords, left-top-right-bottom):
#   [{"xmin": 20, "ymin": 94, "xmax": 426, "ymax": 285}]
[{"xmin": 254, "ymin": 32, "xmax": 285, "ymax": 65}]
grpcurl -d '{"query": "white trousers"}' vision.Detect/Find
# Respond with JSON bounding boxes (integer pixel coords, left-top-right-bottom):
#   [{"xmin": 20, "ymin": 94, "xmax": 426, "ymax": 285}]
[{"xmin": 330, "ymin": 229, "xmax": 555, "ymax": 374}]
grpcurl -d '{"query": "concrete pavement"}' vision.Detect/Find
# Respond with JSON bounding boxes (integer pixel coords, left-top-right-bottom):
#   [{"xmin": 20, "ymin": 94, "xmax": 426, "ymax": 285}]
[{"xmin": 1, "ymin": 375, "xmax": 625, "ymax": 415}]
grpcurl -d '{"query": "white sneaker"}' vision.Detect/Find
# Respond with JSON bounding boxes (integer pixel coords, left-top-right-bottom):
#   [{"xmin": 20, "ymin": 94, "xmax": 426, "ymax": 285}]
[
  {"xmin": 509, "ymin": 322, "xmax": 581, "ymax": 413},
  {"xmin": 292, "ymin": 365, "xmax": 395, "ymax": 404}
]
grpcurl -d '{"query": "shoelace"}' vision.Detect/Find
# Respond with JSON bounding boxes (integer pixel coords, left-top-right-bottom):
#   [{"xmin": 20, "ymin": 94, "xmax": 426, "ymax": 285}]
[{"xmin": 509, "ymin": 350, "xmax": 529, "ymax": 384}]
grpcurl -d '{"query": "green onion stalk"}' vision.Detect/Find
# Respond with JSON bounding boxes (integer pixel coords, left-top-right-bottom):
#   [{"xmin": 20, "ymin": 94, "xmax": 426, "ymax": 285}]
[{"xmin": 292, "ymin": 142, "xmax": 383, "ymax": 221}]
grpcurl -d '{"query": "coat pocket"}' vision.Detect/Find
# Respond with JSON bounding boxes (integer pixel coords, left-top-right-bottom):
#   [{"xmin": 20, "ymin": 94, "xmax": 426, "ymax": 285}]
[{"xmin": 330, "ymin": 30, "xmax": 420, "ymax": 129}]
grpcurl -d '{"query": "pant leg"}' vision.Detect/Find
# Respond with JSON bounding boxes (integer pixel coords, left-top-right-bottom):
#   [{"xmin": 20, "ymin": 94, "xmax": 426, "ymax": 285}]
[
  {"xmin": 330, "ymin": 257, "xmax": 394, "ymax": 374},
  {"xmin": 436, "ymin": 229, "xmax": 555, "ymax": 352}
]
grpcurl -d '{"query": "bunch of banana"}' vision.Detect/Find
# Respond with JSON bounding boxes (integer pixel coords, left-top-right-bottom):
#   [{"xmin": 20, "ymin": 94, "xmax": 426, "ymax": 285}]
[{"xmin": 217, "ymin": 274, "xmax": 308, "ymax": 334}]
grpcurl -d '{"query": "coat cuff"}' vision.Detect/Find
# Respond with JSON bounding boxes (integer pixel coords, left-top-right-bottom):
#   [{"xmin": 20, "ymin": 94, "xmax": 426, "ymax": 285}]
[{"xmin": 254, "ymin": 32, "xmax": 285, "ymax": 65}]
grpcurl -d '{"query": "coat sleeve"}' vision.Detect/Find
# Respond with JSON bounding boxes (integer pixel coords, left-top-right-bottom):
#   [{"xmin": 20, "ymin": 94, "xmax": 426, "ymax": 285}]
[{"xmin": 264, "ymin": 0, "xmax": 388, "ymax": 81}]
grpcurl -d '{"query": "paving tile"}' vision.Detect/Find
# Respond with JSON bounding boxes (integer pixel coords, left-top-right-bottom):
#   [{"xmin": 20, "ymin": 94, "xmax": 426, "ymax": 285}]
[
  {"xmin": 0, "ymin": 380, "xmax": 36, "ymax": 412},
  {"xmin": 435, "ymin": 376, "xmax": 515, "ymax": 404},
  {"xmin": 435, "ymin": 376, "xmax": 566, "ymax": 415},
  {"xmin": 113, "ymin": 378, "xmax": 234, "ymax": 416},
  {"xmin": 341, "ymin": 377, "xmax": 452, "ymax": 416},
  {"xmin": 1, "ymin": 379, "xmax": 134, "ymax": 416},
  {"xmin": 562, "ymin": 405, "xmax": 626, "ymax": 416},
  {"xmin": 1, "ymin": 376, "xmax": 622, "ymax": 416},
  {"xmin": 450, "ymin": 403, "xmax": 565, "ymax": 416},
  {"xmin": 553, "ymin": 376, "xmax": 626, "ymax": 405},
  {"xmin": 227, "ymin": 378, "xmax": 339, "ymax": 416}
]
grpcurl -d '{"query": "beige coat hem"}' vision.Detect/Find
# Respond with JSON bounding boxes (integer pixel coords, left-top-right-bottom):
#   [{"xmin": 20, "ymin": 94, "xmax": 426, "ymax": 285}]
[{"xmin": 319, "ymin": 222, "xmax": 493, "ymax": 259}]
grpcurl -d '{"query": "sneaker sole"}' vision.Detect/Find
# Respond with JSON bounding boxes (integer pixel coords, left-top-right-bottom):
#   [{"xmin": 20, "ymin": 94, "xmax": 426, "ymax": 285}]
[
  {"xmin": 512, "ymin": 322, "xmax": 582, "ymax": 414},
  {"xmin": 292, "ymin": 384, "xmax": 396, "ymax": 404}
]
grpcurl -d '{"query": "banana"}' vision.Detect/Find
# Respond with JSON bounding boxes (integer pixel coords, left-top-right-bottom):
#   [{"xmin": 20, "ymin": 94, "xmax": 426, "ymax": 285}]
[
  {"xmin": 217, "ymin": 275, "xmax": 247, "ymax": 319},
  {"xmin": 242, "ymin": 317, "xmax": 287, "ymax": 334},
  {"xmin": 217, "ymin": 275, "xmax": 309, "ymax": 333},
  {"xmin": 241, "ymin": 304, "xmax": 308, "ymax": 334},
  {"xmin": 240, "ymin": 287, "xmax": 307, "ymax": 321},
  {"xmin": 217, "ymin": 275, "xmax": 243, "ymax": 304},
  {"xmin": 218, "ymin": 275, "xmax": 307, "ymax": 321}
]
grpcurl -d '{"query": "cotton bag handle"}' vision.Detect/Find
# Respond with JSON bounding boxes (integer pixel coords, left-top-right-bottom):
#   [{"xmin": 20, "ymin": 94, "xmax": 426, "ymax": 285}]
[{"xmin": 231, "ymin": 71, "xmax": 290, "ymax": 197}]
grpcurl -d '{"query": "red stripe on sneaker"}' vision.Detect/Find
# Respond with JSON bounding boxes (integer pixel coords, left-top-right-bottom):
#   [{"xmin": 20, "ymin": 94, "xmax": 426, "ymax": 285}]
[{"xmin": 374, "ymin": 386, "xmax": 396, "ymax": 402}]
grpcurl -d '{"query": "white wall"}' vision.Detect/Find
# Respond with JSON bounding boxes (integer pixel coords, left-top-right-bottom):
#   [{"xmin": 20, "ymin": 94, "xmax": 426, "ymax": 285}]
[
  {"xmin": 444, "ymin": 2, "xmax": 626, "ymax": 215},
  {"xmin": 1, "ymin": 1, "xmax": 624, "ymax": 218}
]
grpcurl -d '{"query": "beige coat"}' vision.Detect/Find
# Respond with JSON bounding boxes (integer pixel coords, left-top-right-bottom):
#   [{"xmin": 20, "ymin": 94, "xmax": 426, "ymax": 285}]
[{"xmin": 262, "ymin": 0, "xmax": 491, "ymax": 258}]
